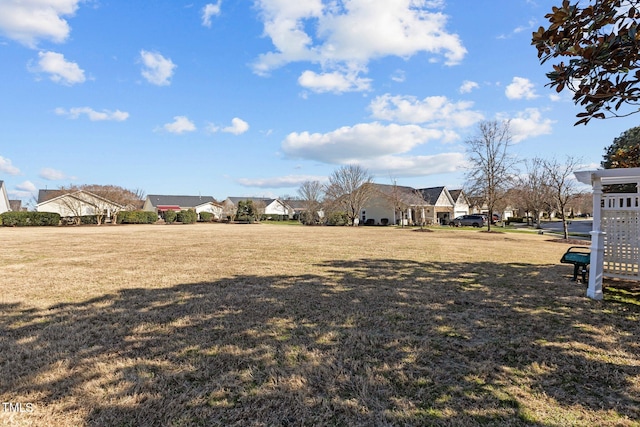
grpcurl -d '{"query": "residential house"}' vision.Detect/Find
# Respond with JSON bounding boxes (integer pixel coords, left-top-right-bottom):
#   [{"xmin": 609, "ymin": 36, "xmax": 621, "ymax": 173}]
[
  {"xmin": 416, "ymin": 187, "xmax": 456, "ymax": 225},
  {"xmin": 449, "ymin": 189, "xmax": 471, "ymax": 218},
  {"xmin": 223, "ymin": 197, "xmax": 295, "ymax": 219},
  {"xmin": 143, "ymin": 195, "xmax": 223, "ymax": 220},
  {"xmin": 0, "ymin": 181, "xmax": 10, "ymax": 214},
  {"xmin": 37, "ymin": 189, "xmax": 124, "ymax": 222},
  {"xmin": 9, "ymin": 200, "xmax": 24, "ymax": 212},
  {"xmin": 283, "ymin": 199, "xmax": 325, "ymax": 222},
  {"xmin": 360, "ymin": 184, "xmax": 430, "ymax": 225},
  {"xmin": 468, "ymin": 196, "xmax": 517, "ymax": 220}
]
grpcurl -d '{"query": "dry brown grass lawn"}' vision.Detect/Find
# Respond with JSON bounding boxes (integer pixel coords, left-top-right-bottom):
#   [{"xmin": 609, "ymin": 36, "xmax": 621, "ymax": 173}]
[{"xmin": 1, "ymin": 223, "xmax": 638, "ymax": 426}]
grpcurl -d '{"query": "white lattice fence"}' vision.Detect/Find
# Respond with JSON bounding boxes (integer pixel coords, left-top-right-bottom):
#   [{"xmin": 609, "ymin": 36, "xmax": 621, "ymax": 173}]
[{"xmin": 602, "ymin": 194, "xmax": 640, "ymax": 280}]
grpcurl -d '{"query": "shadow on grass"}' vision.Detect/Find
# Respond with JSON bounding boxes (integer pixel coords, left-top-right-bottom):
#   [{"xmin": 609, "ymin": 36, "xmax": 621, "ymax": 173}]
[{"xmin": 1, "ymin": 260, "xmax": 639, "ymax": 426}]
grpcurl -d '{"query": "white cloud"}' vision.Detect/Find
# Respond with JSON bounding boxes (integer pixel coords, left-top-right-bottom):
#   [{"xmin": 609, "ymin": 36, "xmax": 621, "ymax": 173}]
[
  {"xmin": 503, "ymin": 108, "xmax": 554, "ymax": 143},
  {"xmin": 360, "ymin": 152, "xmax": 468, "ymax": 177},
  {"xmin": 162, "ymin": 116, "xmax": 196, "ymax": 134},
  {"xmin": 11, "ymin": 180, "xmax": 37, "ymax": 198},
  {"xmin": 209, "ymin": 118, "xmax": 250, "ymax": 135},
  {"xmin": 505, "ymin": 77, "xmax": 538, "ymax": 100},
  {"xmin": 39, "ymin": 168, "xmax": 74, "ymax": 181},
  {"xmin": 31, "ymin": 51, "xmax": 85, "ymax": 85},
  {"xmin": 390, "ymin": 69, "xmax": 405, "ymax": 83},
  {"xmin": 202, "ymin": 2, "xmax": 222, "ymax": 27},
  {"xmin": 369, "ymin": 94, "xmax": 484, "ymax": 129},
  {"xmin": 0, "ymin": 0, "xmax": 81, "ymax": 48},
  {"xmin": 55, "ymin": 107, "xmax": 129, "ymax": 121},
  {"xmin": 16, "ymin": 180, "xmax": 37, "ymax": 192},
  {"xmin": 223, "ymin": 117, "xmax": 249, "ymax": 135},
  {"xmin": 0, "ymin": 156, "xmax": 21, "ymax": 175},
  {"xmin": 140, "ymin": 50, "xmax": 176, "ymax": 86},
  {"xmin": 298, "ymin": 69, "xmax": 371, "ymax": 93},
  {"xmin": 237, "ymin": 174, "xmax": 327, "ymax": 188},
  {"xmin": 253, "ymin": 0, "xmax": 466, "ymax": 92},
  {"xmin": 459, "ymin": 80, "xmax": 479, "ymax": 94},
  {"xmin": 282, "ymin": 122, "xmax": 443, "ymax": 164}
]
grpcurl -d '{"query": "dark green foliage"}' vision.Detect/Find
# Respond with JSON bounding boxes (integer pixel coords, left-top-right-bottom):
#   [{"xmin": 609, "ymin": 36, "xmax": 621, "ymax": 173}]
[
  {"xmin": 602, "ymin": 126, "xmax": 640, "ymax": 192},
  {"xmin": 325, "ymin": 211, "xmax": 348, "ymax": 226},
  {"xmin": 0, "ymin": 212, "xmax": 60, "ymax": 226},
  {"xmin": 80, "ymin": 215, "xmax": 98, "ymax": 225},
  {"xmin": 198, "ymin": 212, "xmax": 214, "ymax": 222},
  {"xmin": 118, "ymin": 211, "xmax": 158, "ymax": 224},
  {"xmin": 602, "ymin": 126, "xmax": 640, "ymax": 169},
  {"xmin": 164, "ymin": 210, "xmax": 177, "ymax": 224},
  {"xmin": 236, "ymin": 200, "xmax": 257, "ymax": 222},
  {"xmin": 177, "ymin": 209, "xmax": 197, "ymax": 224}
]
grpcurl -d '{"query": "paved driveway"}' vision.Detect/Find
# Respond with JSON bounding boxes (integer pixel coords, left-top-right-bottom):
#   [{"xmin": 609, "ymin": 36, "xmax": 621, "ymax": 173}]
[{"xmin": 538, "ymin": 220, "xmax": 593, "ymax": 235}]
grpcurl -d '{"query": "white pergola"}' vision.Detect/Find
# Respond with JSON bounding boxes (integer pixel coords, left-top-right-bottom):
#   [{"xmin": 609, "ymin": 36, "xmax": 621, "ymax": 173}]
[{"xmin": 574, "ymin": 167, "xmax": 640, "ymax": 300}]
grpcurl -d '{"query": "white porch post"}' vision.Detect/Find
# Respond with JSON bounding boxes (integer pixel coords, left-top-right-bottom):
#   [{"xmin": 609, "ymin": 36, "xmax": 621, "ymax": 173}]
[{"xmin": 588, "ymin": 178, "xmax": 605, "ymax": 300}]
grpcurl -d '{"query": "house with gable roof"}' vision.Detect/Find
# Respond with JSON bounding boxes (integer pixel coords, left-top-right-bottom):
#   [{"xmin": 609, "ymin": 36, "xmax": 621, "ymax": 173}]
[
  {"xmin": 36, "ymin": 189, "xmax": 124, "ymax": 223},
  {"xmin": 360, "ymin": 184, "xmax": 468, "ymax": 226},
  {"xmin": 222, "ymin": 197, "xmax": 295, "ymax": 219},
  {"xmin": 143, "ymin": 195, "xmax": 223, "ymax": 220},
  {"xmin": 449, "ymin": 189, "xmax": 471, "ymax": 218},
  {"xmin": 416, "ymin": 186, "xmax": 456, "ymax": 225}
]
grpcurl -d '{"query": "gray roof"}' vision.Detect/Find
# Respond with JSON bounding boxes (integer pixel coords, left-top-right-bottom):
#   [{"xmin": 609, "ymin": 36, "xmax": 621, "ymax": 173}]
[
  {"xmin": 416, "ymin": 186, "xmax": 446, "ymax": 204},
  {"xmin": 37, "ymin": 189, "xmax": 58, "ymax": 204},
  {"xmin": 449, "ymin": 189, "xmax": 464, "ymax": 203},
  {"xmin": 226, "ymin": 197, "xmax": 276, "ymax": 205},
  {"xmin": 369, "ymin": 183, "xmax": 428, "ymax": 206},
  {"xmin": 146, "ymin": 195, "xmax": 218, "ymax": 208},
  {"xmin": 283, "ymin": 199, "xmax": 307, "ymax": 210}
]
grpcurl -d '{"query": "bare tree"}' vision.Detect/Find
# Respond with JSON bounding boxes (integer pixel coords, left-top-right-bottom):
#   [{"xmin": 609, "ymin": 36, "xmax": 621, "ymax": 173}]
[
  {"xmin": 384, "ymin": 178, "xmax": 411, "ymax": 227},
  {"xmin": 50, "ymin": 185, "xmax": 85, "ymax": 224},
  {"xmin": 297, "ymin": 180, "xmax": 324, "ymax": 225},
  {"xmin": 44, "ymin": 184, "xmax": 144, "ymax": 225},
  {"xmin": 543, "ymin": 156, "xmax": 583, "ymax": 239},
  {"xmin": 465, "ymin": 120, "xmax": 518, "ymax": 231},
  {"xmin": 514, "ymin": 157, "xmax": 552, "ymax": 227},
  {"xmin": 222, "ymin": 199, "xmax": 237, "ymax": 222},
  {"xmin": 82, "ymin": 185, "xmax": 144, "ymax": 224},
  {"xmin": 324, "ymin": 164, "xmax": 374, "ymax": 226},
  {"xmin": 253, "ymin": 199, "xmax": 266, "ymax": 221}
]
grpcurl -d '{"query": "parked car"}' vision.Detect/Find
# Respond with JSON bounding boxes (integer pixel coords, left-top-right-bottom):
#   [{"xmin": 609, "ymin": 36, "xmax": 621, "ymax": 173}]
[{"xmin": 449, "ymin": 214, "xmax": 486, "ymax": 227}]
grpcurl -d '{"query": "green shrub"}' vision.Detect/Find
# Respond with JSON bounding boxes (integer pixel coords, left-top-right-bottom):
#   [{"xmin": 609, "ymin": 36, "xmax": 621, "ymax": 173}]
[
  {"xmin": 199, "ymin": 212, "xmax": 214, "ymax": 222},
  {"xmin": 325, "ymin": 211, "xmax": 348, "ymax": 226},
  {"xmin": 80, "ymin": 215, "xmax": 98, "ymax": 225},
  {"xmin": 117, "ymin": 210, "xmax": 157, "ymax": 224},
  {"xmin": 0, "ymin": 212, "xmax": 60, "ymax": 226},
  {"xmin": 164, "ymin": 210, "xmax": 177, "ymax": 224},
  {"xmin": 0, "ymin": 212, "xmax": 26, "ymax": 226},
  {"xmin": 32, "ymin": 212, "xmax": 61, "ymax": 226},
  {"xmin": 177, "ymin": 209, "xmax": 197, "ymax": 224}
]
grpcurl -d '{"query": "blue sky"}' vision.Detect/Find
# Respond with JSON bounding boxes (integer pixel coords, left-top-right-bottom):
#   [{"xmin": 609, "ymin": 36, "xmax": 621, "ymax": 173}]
[{"xmin": 1, "ymin": 0, "xmax": 635, "ymax": 204}]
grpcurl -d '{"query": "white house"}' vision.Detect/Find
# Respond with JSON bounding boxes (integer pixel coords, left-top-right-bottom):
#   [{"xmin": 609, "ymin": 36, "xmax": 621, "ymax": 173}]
[
  {"xmin": 417, "ymin": 187, "xmax": 457, "ymax": 225},
  {"xmin": 144, "ymin": 195, "xmax": 223, "ymax": 220},
  {"xmin": 361, "ymin": 184, "xmax": 463, "ymax": 226},
  {"xmin": 0, "ymin": 181, "xmax": 10, "ymax": 214},
  {"xmin": 574, "ymin": 167, "xmax": 640, "ymax": 300},
  {"xmin": 360, "ymin": 184, "xmax": 430, "ymax": 225},
  {"xmin": 37, "ymin": 190, "xmax": 124, "ymax": 221},
  {"xmin": 449, "ymin": 189, "xmax": 471, "ymax": 218},
  {"xmin": 224, "ymin": 197, "xmax": 295, "ymax": 219}
]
